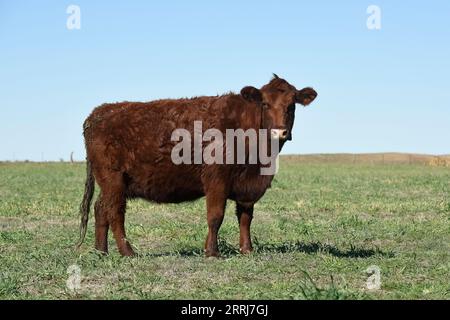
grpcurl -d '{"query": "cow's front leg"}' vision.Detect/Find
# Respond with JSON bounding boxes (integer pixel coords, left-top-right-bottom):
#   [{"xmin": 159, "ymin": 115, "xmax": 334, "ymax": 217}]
[
  {"xmin": 204, "ymin": 191, "xmax": 227, "ymax": 257},
  {"xmin": 236, "ymin": 203, "xmax": 254, "ymax": 254}
]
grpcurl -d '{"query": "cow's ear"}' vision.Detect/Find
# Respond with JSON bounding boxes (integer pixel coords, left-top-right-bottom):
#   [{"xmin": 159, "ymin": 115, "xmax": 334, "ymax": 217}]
[
  {"xmin": 240, "ymin": 86, "xmax": 262, "ymax": 103},
  {"xmin": 296, "ymin": 87, "xmax": 318, "ymax": 106}
]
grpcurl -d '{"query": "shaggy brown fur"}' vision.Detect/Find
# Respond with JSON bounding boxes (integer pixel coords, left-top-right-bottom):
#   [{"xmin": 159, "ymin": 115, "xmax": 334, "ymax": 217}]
[{"xmin": 78, "ymin": 75, "xmax": 317, "ymax": 257}]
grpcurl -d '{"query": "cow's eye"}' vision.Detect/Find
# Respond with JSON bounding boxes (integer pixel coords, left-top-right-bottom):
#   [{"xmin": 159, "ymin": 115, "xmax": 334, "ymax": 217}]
[{"xmin": 262, "ymin": 102, "xmax": 270, "ymax": 109}]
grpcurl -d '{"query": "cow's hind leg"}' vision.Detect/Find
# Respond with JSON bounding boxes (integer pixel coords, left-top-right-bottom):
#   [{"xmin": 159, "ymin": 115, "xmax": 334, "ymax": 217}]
[
  {"xmin": 94, "ymin": 196, "xmax": 109, "ymax": 254},
  {"xmin": 108, "ymin": 190, "xmax": 134, "ymax": 257},
  {"xmin": 236, "ymin": 203, "xmax": 254, "ymax": 254},
  {"xmin": 97, "ymin": 172, "xmax": 135, "ymax": 257}
]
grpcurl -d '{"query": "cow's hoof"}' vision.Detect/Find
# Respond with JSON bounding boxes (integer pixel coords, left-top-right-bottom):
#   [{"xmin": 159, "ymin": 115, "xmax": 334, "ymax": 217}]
[
  {"xmin": 205, "ymin": 250, "xmax": 220, "ymax": 258},
  {"xmin": 118, "ymin": 240, "xmax": 136, "ymax": 257},
  {"xmin": 94, "ymin": 249, "xmax": 109, "ymax": 256},
  {"xmin": 119, "ymin": 247, "xmax": 136, "ymax": 257},
  {"xmin": 120, "ymin": 251, "xmax": 136, "ymax": 257},
  {"xmin": 240, "ymin": 247, "xmax": 253, "ymax": 255}
]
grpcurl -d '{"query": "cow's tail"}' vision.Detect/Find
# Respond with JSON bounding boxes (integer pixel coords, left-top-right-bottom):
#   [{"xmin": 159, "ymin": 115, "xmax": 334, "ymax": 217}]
[{"xmin": 77, "ymin": 159, "xmax": 95, "ymax": 248}]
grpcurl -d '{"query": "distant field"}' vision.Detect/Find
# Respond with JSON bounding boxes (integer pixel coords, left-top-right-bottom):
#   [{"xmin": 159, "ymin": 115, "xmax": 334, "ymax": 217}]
[
  {"xmin": 284, "ymin": 153, "xmax": 450, "ymax": 166},
  {"xmin": 0, "ymin": 155, "xmax": 449, "ymax": 299}
]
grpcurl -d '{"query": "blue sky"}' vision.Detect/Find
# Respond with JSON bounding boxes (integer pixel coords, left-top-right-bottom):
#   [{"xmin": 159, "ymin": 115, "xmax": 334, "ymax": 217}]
[{"xmin": 1, "ymin": 1, "xmax": 449, "ymax": 161}]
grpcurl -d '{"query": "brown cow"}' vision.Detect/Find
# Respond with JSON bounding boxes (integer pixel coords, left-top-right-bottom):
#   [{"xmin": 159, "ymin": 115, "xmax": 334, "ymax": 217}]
[{"xmin": 77, "ymin": 75, "xmax": 317, "ymax": 257}]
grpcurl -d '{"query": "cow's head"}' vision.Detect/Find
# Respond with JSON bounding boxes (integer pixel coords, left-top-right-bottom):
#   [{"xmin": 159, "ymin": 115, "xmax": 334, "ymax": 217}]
[{"xmin": 259, "ymin": 74, "xmax": 317, "ymax": 142}]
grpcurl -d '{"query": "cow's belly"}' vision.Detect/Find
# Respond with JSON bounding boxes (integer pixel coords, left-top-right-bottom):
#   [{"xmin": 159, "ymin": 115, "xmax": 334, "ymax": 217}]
[
  {"xmin": 125, "ymin": 162, "xmax": 204, "ymax": 203},
  {"xmin": 145, "ymin": 186, "xmax": 204, "ymax": 203}
]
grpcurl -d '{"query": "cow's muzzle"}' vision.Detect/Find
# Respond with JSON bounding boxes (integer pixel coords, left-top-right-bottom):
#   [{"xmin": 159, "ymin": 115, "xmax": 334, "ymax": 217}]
[{"xmin": 271, "ymin": 129, "xmax": 289, "ymax": 141}]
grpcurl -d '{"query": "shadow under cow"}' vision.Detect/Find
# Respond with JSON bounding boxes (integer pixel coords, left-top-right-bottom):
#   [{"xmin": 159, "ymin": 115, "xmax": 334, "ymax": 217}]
[{"xmin": 141, "ymin": 240, "xmax": 394, "ymax": 259}]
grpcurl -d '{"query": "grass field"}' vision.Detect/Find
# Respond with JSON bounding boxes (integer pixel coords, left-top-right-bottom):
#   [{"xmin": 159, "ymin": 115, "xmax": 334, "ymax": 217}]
[{"xmin": 0, "ymin": 157, "xmax": 449, "ymax": 299}]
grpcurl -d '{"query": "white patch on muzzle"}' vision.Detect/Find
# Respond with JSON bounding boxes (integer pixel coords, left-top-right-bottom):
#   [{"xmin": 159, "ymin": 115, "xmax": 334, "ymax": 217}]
[{"xmin": 270, "ymin": 129, "xmax": 287, "ymax": 140}]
